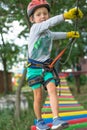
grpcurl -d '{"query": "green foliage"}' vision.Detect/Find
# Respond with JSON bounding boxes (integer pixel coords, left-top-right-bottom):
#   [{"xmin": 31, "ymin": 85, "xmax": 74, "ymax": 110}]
[
  {"xmin": 0, "ymin": 109, "xmax": 34, "ymax": 130},
  {"xmin": 0, "ymin": 109, "xmax": 13, "ymax": 130},
  {"xmin": 67, "ymin": 74, "xmax": 87, "ymax": 86},
  {"xmin": 80, "ymin": 75, "xmax": 87, "ymax": 85},
  {"xmin": 0, "ymin": 42, "xmax": 20, "ymax": 70},
  {"xmin": 66, "ymin": 74, "xmax": 75, "ymax": 83}
]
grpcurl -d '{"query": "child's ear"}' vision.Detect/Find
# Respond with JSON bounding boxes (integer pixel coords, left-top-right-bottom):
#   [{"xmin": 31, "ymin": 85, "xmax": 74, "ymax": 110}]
[{"xmin": 29, "ymin": 16, "xmax": 34, "ymax": 23}]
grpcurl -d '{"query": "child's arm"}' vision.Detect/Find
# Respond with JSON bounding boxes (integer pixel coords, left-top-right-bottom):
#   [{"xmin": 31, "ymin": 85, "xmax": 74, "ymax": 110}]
[
  {"xmin": 32, "ymin": 14, "xmax": 64, "ymax": 34},
  {"xmin": 51, "ymin": 31, "xmax": 80, "ymax": 40},
  {"xmin": 51, "ymin": 32, "xmax": 66, "ymax": 40}
]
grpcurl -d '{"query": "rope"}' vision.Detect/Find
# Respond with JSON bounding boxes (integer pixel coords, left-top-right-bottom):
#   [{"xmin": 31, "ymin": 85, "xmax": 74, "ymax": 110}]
[
  {"xmin": 59, "ymin": 38, "xmax": 76, "ymax": 65},
  {"xmin": 75, "ymin": 0, "xmax": 79, "ymax": 32},
  {"xmin": 59, "ymin": 0, "xmax": 79, "ymax": 65}
]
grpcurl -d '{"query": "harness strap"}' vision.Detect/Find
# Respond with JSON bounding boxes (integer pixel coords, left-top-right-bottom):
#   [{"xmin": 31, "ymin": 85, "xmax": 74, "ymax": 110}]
[
  {"xmin": 28, "ymin": 76, "xmax": 43, "ymax": 87},
  {"xmin": 27, "ymin": 58, "xmax": 53, "ymax": 69},
  {"xmin": 43, "ymin": 77, "xmax": 54, "ymax": 90}
]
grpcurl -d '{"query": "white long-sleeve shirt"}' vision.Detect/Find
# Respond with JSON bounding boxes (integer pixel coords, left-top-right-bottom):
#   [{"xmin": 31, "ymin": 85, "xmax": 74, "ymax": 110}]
[{"xmin": 28, "ymin": 14, "xmax": 67, "ymax": 62}]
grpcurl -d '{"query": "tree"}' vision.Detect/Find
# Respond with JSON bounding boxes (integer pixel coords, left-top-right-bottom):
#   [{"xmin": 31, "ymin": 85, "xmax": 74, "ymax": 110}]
[
  {"xmin": 0, "ymin": 0, "xmax": 30, "ymax": 94},
  {"xmin": 0, "ymin": 35, "xmax": 20, "ymax": 94},
  {"xmin": 0, "ymin": 1, "xmax": 21, "ymax": 94}
]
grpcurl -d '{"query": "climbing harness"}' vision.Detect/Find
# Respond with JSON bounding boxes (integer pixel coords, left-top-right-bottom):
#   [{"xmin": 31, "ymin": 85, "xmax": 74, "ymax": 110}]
[{"xmin": 27, "ymin": 58, "xmax": 60, "ymax": 90}]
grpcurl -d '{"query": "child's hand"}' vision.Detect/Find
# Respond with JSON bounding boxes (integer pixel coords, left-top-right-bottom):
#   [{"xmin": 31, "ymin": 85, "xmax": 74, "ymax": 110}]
[
  {"xmin": 64, "ymin": 8, "xmax": 83, "ymax": 19},
  {"xmin": 67, "ymin": 31, "xmax": 80, "ymax": 38}
]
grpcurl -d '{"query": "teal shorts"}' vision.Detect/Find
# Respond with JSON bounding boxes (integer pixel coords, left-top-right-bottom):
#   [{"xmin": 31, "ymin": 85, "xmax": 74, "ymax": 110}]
[{"xmin": 26, "ymin": 68, "xmax": 55, "ymax": 90}]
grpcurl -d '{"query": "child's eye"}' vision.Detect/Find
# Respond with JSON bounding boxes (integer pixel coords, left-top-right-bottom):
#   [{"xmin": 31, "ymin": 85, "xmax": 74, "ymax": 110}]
[
  {"xmin": 37, "ymin": 13, "xmax": 41, "ymax": 16},
  {"xmin": 43, "ymin": 12, "xmax": 47, "ymax": 15}
]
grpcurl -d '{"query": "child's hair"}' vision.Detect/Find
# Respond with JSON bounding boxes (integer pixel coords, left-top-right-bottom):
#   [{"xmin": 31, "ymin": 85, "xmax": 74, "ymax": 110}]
[{"xmin": 27, "ymin": 0, "xmax": 50, "ymax": 17}]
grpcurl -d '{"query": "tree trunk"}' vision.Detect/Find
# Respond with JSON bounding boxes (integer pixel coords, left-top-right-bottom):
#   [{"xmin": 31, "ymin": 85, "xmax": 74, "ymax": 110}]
[
  {"xmin": 15, "ymin": 68, "xmax": 27, "ymax": 119},
  {"xmin": 2, "ymin": 59, "xmax": 9, "ymax": 94},
  {"xmin": 75, "ymin": 75, "xmax": 81, "ymax": 93},
  {"xmin": 1, "ymin": 31, "xmax": 9, "ymax": 94}
]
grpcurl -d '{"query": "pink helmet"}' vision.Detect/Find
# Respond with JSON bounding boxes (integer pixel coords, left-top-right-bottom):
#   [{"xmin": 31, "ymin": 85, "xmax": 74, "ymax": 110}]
[{"xmin": 27, "ymin": 0, "xmax": 50, "ymax": 17}]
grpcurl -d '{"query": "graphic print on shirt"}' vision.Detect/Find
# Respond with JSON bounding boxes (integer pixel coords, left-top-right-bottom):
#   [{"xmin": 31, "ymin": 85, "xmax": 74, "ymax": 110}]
[{"xmin": 31, "ymin": 34, "xmax": 52, "ymax": 59}]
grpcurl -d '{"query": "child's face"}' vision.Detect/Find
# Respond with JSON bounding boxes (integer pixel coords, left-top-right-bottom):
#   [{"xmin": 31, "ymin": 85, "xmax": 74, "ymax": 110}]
[{"xmin": 30, "ymin": 7, "xmax": 49, "ymax": 23}]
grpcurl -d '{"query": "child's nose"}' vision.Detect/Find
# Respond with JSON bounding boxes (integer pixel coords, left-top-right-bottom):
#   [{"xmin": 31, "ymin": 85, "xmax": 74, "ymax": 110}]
[{"xmin": 41, "ymin": 14, "xmax": 45, "ymax": 18}]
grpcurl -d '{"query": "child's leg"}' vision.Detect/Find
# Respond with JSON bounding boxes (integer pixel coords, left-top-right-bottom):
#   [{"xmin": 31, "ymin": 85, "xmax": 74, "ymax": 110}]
[
  {"xmin": 46, "ymin": 82, "xmax": 59, "ymax": 117},
  {"xmin": 46, "ymin": 82, "xmax": 69, "ymax": 129},
  {"xmin": 33, "ymin": 87, "xmax": 43, "ymax": 120}
]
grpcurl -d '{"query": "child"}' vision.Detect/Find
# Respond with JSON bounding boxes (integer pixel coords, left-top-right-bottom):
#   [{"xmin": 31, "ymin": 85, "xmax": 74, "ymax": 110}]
[{"xmin": 27, "ymin": 0, "xmax": 83, "ymax": 130}]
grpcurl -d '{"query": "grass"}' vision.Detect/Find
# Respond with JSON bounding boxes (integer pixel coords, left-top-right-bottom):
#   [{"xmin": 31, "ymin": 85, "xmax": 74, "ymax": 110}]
[
  {"xmin": 0, "ymin": 109, "xmax": 33, "ymax": 130},
  {"xmin": 0, "ymin": 75, "xmax": 87, "ymax": 130}
]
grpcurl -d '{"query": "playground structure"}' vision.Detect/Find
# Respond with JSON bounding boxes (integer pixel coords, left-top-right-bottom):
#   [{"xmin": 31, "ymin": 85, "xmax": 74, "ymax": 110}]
[{"xmin": 31, "ymin": 73, "xmax": 87, "ymax": 130}]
